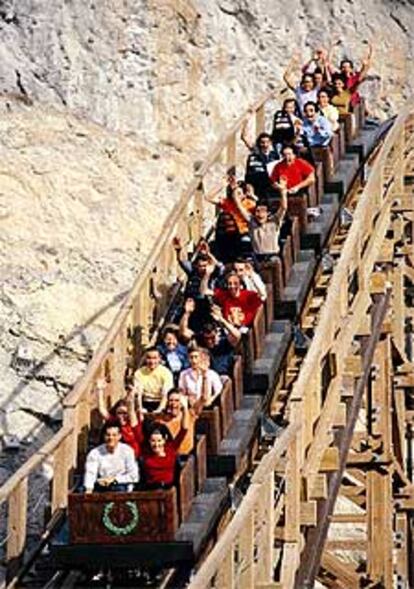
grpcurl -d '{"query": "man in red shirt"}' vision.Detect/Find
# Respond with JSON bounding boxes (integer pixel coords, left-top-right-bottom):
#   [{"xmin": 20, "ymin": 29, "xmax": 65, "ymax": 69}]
[
  {"xmin": 212, "ymin": 272, "xmax": 262, "ymax": 328},
  {"xmin": 270, "ymin": 145, "xmax": 315, "ymax": 197}
]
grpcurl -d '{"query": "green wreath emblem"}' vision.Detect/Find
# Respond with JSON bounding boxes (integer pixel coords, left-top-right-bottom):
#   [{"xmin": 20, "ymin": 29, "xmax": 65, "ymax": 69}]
[{"xmin": 102, "ymin": 501, "xmax": 139, "ymax": 536}]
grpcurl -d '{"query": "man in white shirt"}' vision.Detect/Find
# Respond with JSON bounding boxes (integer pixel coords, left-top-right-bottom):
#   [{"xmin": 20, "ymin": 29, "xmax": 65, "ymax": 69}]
[
  {"xmin": 84, "ymin": 422, "xmax": 139, "ymax": 493},
  {"xmin": 178, "ymin": 348, "xmax": 223, "ymax": 406},
  {"xmin": 233, "ymin": 259, "xmax": 267, "ymax": 301}
]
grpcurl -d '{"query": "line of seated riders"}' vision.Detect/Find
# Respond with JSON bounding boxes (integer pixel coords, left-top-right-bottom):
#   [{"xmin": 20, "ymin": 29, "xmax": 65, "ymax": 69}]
[{"xmin": 83, "ymin": 42, "xmax": 373, "ymax": 496}]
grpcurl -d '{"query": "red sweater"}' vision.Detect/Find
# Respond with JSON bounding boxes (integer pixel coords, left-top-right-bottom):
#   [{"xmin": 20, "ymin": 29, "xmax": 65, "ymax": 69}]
[
  {"xmin": 141, "ymin": 428, "xmax": 186, "ymax": 486},
  {"xmin": 214, "ymin": 288, "xmax": 262, "ymax": 327}
]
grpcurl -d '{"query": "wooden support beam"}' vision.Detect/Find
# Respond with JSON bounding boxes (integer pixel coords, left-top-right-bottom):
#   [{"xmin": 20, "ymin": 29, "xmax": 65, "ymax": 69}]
[
  {"xmin": 300, "ymin": 501, "xmax": 317, "ymax": 527},
  {"xmin": 394, "ymin": 513, "xmax": 409, "ymax": 588},
  {"xmin": 238, "ymin": 510, "xmax": 254, "ymax": 589},
  {"xmin": 280, "ymin": 542, "xmax": 299, "ymax": 589},
  {"xmin": 367, "ymin": 467, "xmax": 394, "ymax": 587},
  {"xmin": 320, "ymin": 447, "xmax": 340, "ymax": 472},
  {"xmin": 6, "ymin": 479, "xmax": 28, "ymax": 584},
  {"xmin": 320, "ymin": 551, "xmax": 361, "ymax": 589},
  {"xmin": 256, "ymin": 473, "xmax": 276, "ymax": 585},
  {"xmin": 284, "ymin": 437, "xmax": 300, "ymax": 543},
  {"xmin": 330, "ymin": 513, "xmax": 366, "ymax": 523},
  {"xmin": 294, "ymin": 292, "xmax": 391, "ymax": 589},
  {"xmin": 308, "ymin": 474, "xmax": 328, "ymax": 500},
  {"xmin": 216, "ymin": 549, "xmax": 234, "ymax": 589},
  {"xmin": 325, "ymin": 539, "xmax": 367, "ymax": 551}
]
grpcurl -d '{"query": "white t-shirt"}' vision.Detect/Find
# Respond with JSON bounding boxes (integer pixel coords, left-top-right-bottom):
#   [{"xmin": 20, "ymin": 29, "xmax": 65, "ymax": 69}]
[
  {"xmin": 84, "ymin": 442, "xmax": 139, "ymax": 491},
  {"xmin": 178, "ymin": 368, "xmax": 223, "ymax": 402},
  {"xmin": 295, "ymin": 86, "xmax": 318, "ymax": 115}
]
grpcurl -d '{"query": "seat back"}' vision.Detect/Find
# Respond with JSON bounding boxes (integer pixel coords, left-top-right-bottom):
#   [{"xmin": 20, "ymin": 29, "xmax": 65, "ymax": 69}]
[
  {"xmin": 219, "ymin": 379, "xmax": 235, "ymax": 437},
  {"xmin": 178, "ymin": 455, "xmax": 195, "ymax": 522},
  {"xmin": 196, "ymin": 405, "xmax": 222, "ymax": 454},
  {"xmin": 68, "ymin": 489, "xmax": 179, "ymax": 544}
]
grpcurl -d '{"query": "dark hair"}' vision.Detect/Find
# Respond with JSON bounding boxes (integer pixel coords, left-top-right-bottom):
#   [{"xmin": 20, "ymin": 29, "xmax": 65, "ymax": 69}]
[
  {"xmin": 162, "ymin": 326, "xmax": 179, "ymax": 339},
  {"xmin": 318, "ymin": 88, "xmax": 332, "ymax": 99},
  {"xmin": 147, "ymin": 421, "xmax": 174, "ymax": 442},
  {"xmin": 202, "ymin": 322, "xmax": 219, "ymax": 334},
  {"xmin": 304, "ymin": 101, "xmax": 319, "ymax": 112},
  {"xmin": 167, "ymin": 387, "xmax": 182, "ymax": 398},
  {"xmin": 332, "ymin": 73, "xmax": 346, "ymax": 85},
  {"xmin": 281, "ymin": 143, "xmax": 298, "ymax": 155},
  {"xmin": 110, "ymin": 398, "xmax": 129, "ymax": 418},
  {"xmin": 102, "ymin": 420, "xmax": 122, "ymax": 436},
  {"xmin": 313, "ymin": 67, "xmax": 324, "ymax": 75},
  {"xmin": 225, "ymin": 271, "xmax": 240, "ymax": 285},
  {"xmin": 256, "ymin": 200, "xmax": 269, "ymax": 209},
  {"xmin": 194, "ymin": 253, "xmax": 209, "ymax": 264},
  {"xmin": 340, "ymin": 59, "xmax": 354, "ymax": 70},
  {"xmin": 256, "ymin": 132, "xmax": 273, "ymax": 150},
  {"xmin": 282, "ymin": 97, "xmax": 301, "ymax": 117}
]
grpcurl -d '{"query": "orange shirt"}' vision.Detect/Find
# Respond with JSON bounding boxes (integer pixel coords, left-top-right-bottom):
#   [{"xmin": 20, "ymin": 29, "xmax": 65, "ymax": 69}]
[
  {"xmin": 220, "ymin": 197, "xmax": 256, "ymax": 234},
  {"xmin": 156, "ymin": 409, "xmax": 197, "ymax": 455}
]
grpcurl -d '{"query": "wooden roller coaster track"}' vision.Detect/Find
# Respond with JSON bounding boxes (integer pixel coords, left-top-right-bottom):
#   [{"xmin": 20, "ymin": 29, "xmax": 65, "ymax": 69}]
[
  {"xmin": 189, "ymin": 104, "xmax": 414, "ymax": 588},
  {"xmin": 1, "ymin": 90, "xmax": 414, "ymax": 589}
]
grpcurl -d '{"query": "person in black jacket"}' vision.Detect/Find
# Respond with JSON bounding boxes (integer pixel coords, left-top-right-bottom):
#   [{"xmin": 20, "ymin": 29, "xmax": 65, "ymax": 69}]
[{"xmin": 241, "ymin": 109, "xmax": 279, "ymax": 201}]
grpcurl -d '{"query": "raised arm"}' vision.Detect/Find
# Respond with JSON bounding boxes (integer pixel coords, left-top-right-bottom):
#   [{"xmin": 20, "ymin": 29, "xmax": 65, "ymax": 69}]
[
  {"xmin": 96, "ymin": 379, "xmax": 110, "ymax": 421},
  {"xmin": 283, "ymin": 58, "xmax": 298, "ymax": 92},
  {"xmin": 179, "ymin": 297, "xmax": 196, "ymax": 341},
  {"xmin": 133, "ymin": 373, "xmax": 144, "ymax": 414},
  {"xmin": 276, "ymin": 187, "xmax": 288, "ymax": 225},
  {"xmin": 204, "ymin": 181, "xmax": 226, "ymax": 205},
  {"xmin": 232, "ymin": 187, "xmax": 253, "ymax": 223},
  {"xmin": 126, "ymin": 387, "xmax": 138, "ymax": 427},
  {"xmin": 199, "ymin": 261, "xmax": 216, "ymax": 297},
  {"xmin": 246, "ymin": 264, "xmax": 267, "ymax": 301},
  {"xmin": 359, "ymin": 41, "xmax": 373, "ymax": 82},
  {"xmin": 173, "ymin": 237, "xmax": 192, "ymax": 275},
  {"xmin": 240, "ymin": 108, "xmax": 255, "ymax": 150},
  {"xmin": 210, "ymin": 304, "xmax": 241, "ymax": 347}
]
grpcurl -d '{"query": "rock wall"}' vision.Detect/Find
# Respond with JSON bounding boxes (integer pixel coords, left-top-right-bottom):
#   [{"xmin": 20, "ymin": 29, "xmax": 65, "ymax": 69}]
[{"xmin": 0, "ymin": 0, "xmax": 413, "ymax": 478}]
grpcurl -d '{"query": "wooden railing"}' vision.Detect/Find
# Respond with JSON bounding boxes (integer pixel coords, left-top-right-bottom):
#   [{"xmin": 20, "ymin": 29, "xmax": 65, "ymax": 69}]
[
  {"xmin": 189, "ymin": 106, "xmax": 414, "ymax": 588},
  {"xmin": 0, "ymin": 87, "xmax": 285, "ymax": 586}
]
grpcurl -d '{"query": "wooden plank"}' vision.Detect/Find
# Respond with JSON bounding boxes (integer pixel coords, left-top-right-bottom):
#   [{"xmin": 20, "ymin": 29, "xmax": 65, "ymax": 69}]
[
  {"xmin": 366, "ymin": 467, "xmax": 393, "ymax": 586},
  {"xmin": 6, "ymin": 479, "xmax": 28, "ymax": 583},
  {"xmin": 280, "ymin": 542, "xmax": 299, "ymax": 589},
  {"xmin": 284, "ymin": 437, "xmax": 300, "ymax": 543},
  {"xmin": 320, "ymin": 447, "xmax": 339, "ymax": 472},
  {"xmin": 321, "ymin": 551, "xmax": 361, "ymax": 587},
  {"xmin": 215, "ymin": 549, "xmax": 234, "ymax": 589},
  {"xmin": 395, "ymin": 513, "xmax": 409, "ymax": 587},
  {"xmin": 330, "ymin": 513, "xmax": 366, "ymax": 523},
  {"xmin": 300, "ymin": 501, "xmax": 317, "ymax": 526},
  {"xmin": 325, "ymin": 539, "xmax": 367, "ymax": 550},
  {"xmin": 256, "ymin": 473, "xmax": 275, "ymax": 585},
  {"xmin": 308, "ymin": 474, "xmax": 327, "ymax": 500},
  {"xmin": 237, "ymin": 510, "xmax": 254, "ymax": 589},
  {"xmin": 51, "ymin": 435, "xmax": 70, "ymax": 512}
]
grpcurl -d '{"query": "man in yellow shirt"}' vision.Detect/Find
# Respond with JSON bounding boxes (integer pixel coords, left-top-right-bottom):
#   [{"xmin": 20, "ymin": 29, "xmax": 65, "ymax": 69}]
[{"xmin": 133, "ymin": 347, "xmax": 174, "ymax": 412}]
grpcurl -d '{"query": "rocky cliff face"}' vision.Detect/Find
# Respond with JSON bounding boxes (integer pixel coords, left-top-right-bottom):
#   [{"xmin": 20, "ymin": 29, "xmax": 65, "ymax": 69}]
[{"xmin": 0, "ymin": 0, "xmax": 413, "ymax": 477}]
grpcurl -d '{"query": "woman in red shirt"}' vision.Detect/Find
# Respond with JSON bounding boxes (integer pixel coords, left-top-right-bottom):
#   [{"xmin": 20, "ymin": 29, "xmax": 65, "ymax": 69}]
[
  {"xmin": 140, "ymin": 412, "xmax": 188, "ymax": 489},
  {"xmin": 96, "ymin": 381, "xmax": 144, "ymax": 458}
]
